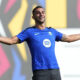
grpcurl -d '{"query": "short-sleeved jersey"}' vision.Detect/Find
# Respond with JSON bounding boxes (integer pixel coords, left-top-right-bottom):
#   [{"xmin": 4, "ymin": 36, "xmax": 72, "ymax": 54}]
[{"xmin": 17, "ymin": 27, "xmax": 63, "ymax": 71}]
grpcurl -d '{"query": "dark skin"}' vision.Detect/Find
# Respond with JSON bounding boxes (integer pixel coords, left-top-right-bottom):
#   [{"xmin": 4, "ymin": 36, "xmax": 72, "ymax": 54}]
[{"xmin": 0, "ymin": 7, "xmax": 80, "ymax": 45}]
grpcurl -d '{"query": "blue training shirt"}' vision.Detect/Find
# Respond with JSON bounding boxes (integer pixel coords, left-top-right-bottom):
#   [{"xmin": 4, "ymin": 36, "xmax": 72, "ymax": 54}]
[{"xmin": 17, "ymin": 27, "xmax": 63, "ymax": 71}]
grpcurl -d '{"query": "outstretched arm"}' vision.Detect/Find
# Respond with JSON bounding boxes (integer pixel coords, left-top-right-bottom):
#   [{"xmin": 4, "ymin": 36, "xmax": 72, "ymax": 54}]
[
  {"xmin": 0, "ymin": 36, "xmax": 20, "ymax": 45},
  {"xmin": 61, "ymin": 34, "xmax": 80, "ymax": 42}
]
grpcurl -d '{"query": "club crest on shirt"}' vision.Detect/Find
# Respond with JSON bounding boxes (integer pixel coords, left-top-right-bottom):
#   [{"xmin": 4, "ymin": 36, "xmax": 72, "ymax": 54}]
[
  {"xmin": 43, "ymin": 39, "xmax": 51, "ymax": 48},
  {"xmin": 48, "ymin": 32, "xmax": 52, "ymax": 35}
]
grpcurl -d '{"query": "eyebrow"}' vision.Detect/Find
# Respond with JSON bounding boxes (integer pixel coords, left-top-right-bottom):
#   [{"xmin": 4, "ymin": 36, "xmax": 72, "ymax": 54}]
[{"xmin": 35, "ymin": 10, "xmax": 45, "ymax": 12}]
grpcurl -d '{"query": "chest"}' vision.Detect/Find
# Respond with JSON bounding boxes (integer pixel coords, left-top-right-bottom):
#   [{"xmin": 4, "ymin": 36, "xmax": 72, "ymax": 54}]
[{"xmin": 29, "ymin": 31, "xmax": 55, "ymax": 42}]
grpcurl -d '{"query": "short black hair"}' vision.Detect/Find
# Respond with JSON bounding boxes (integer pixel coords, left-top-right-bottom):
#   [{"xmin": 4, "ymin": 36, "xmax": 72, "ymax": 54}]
[{"xmin": 32, "ymin": 6, "xmax": 44, "ymax": 15}]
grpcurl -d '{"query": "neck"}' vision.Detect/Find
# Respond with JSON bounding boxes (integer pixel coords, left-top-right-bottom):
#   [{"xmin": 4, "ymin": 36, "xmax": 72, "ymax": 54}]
[{"xmin": 35, "ymin": 23, "xmax": 45, "ymax": 30}]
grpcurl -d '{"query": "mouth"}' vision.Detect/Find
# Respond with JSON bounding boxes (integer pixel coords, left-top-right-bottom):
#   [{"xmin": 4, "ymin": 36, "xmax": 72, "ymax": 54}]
[{"xmin": 39, "ymin": 17, "xmax": 45, "ymax": 20}]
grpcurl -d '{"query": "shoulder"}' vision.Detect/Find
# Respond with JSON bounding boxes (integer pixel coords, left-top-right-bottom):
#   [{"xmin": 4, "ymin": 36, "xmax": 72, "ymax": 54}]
[
  {"xmin": 47, "ymin": 27, "xmax": 55, "ymax": 29},
  {"xmin": 23, "ymin": 26, "xmax": 35, "ymax": 32},
  {"xmin": 25, "ymin": 26, "xmax": 35, "ymax": 30},
  {"xmin": 47, "ymin": 27, "xmax": 56, "ymax": 31}
]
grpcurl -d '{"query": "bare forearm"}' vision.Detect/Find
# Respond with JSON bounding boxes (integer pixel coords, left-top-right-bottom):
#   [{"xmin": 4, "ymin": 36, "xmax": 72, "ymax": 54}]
[
  {"xmin": 62, "ymin": 34, "xmax": 80, "ymax": 42},
  {"xmin": 68, "ymin": 34, "xmax": 80, "ymax": 42},
  {"xmin": 0, "ymin": 36, "xmax": 19, "ymax": 45},
  {"xmin": 0, "ymin": 37, "xmax": 13, "ymax": 45}
]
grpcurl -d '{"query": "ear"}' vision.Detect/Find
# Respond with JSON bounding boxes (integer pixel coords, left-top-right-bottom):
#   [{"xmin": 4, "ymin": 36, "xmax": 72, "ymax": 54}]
[{"xmin": 32, "ymin": 16, "xmax": 34, "ymax": 19}]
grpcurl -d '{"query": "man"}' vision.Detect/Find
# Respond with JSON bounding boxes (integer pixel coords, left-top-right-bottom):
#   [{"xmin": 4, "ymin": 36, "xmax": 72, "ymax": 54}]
[{"xmin": 0, "ymin": 6, "xmax": 80, "ymax": 80}]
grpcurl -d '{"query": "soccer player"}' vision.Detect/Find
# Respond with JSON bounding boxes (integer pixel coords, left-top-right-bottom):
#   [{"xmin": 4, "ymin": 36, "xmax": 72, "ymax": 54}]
[{"xmin": 0, "ymin": 6, "xmax": 80, "ymax": 80}]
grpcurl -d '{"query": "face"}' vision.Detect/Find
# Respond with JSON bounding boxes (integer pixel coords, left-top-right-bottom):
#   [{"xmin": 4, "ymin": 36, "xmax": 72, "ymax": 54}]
[{"xmin": 33, "ymin": 8, "xmax": 45, "ymax": 24}]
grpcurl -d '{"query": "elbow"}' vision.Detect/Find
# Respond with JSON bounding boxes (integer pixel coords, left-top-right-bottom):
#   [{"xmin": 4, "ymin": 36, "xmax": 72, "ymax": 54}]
[
  {"xmin": 65, "ymin": 36, "xmax": 73, "ymax": 43},
  {"xmin": 66, "ymin": 39, "xmax": 73, "ymax": 43},
  {"xmin": 7, "ymin": 41, "xmax": 14, "ymax": 45},
  {"xmin": 62, "ymin": 35, "xmax": 75, "ymax": 43},
  {"xmin": 62, "ymin": 38, "xmax": 72, "ymax": 43},
  {"xmin": 9, "ymin": 42, "xmax": 14, "ymax": 45},
  {"xmin": 67, "ymin": 41, "xmax": 71, "ymax": 43},
  {"xmin": 9, "ymin": 41, "xmax": 17, "ymax": 45}
]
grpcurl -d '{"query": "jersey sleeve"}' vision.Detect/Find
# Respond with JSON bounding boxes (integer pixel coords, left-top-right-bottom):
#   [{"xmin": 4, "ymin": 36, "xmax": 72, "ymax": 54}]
[
  {"xmin": 16, "ymin": 29, "xmax": 29, "ymax": 43},
  {"xmin": 55, "ymin": 30, "xmax": 63, "ymax": 41},
  {"xmin": 51, "ymin": 28, "xmax": 63, "ymax": 41}
]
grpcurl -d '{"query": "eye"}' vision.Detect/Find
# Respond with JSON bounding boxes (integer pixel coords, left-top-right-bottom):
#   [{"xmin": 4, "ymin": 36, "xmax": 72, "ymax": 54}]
[
  {"xmin": 35, "ymin": 11, "xmax": 40, "ymax": 14},
  {"xmin": 42, "ymin": 11, "xmax": 45, "ymax": 14}
]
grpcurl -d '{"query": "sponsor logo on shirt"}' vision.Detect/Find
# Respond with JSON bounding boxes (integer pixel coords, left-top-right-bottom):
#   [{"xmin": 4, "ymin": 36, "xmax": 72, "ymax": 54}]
[
  {"xmin": 34, "ymin": 33, "xmax": 39, "ymax": 35},
  {"xmin": 43, "ymin": 39, "xmax": 51, "ymax": 48}
]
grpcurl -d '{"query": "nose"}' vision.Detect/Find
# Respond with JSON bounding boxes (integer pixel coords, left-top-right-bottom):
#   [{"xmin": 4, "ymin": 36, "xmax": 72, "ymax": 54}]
[{"xmin": 40, "ymin": 12, "xmax": 43, "ymax": 16}]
